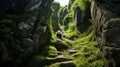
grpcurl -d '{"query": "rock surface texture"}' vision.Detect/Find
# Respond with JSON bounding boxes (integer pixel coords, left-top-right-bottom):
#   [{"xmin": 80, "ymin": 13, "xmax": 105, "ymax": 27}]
[
  {"xmin": 74, "ymin": 1, "xmax": 91, "ymax": 32},
  {"xmin": 52, "ymin": 2, "xmax": 60, "ymax": 31},
  {"xmin": 91, "ymin": 0, "xmax": 120, "ymax": 67},
  {"xmin": 0, "ymin": 0, "xmax": 53, "ymax": 67}
]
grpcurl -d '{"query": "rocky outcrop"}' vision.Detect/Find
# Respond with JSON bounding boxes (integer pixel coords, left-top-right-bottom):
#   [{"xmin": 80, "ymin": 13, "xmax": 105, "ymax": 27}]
[
  {"xmin": 58, "ymin": 6, "xmax": 69, "ymax": 26},
  {"xmin": 58, "ymin": 7, "xmax": 72, "ymax": 30},
  {"xmin": 74, "ymin": 1, "xmax": 91, "ymax": 32},
  {"xmin": 52, "ymin": 2, "xmax": 60, "ymax": 31},
  {"xmin": 0, "ymin": 0, "xmax": 28, "ymax": 14},
  {"xmin": 91, "ymin": 0, "xmax": 120, "ymax": 67},
  {"xmin": 0, "ymin": 0, "xmax": 53, "ymax": 67},
  {"xmin": 74, "ymin": 7, "xmax": 82, "ymax": 29},
  {"xmin": 68, "ymin": 0, "xmax": 75, "ymax": 11}
]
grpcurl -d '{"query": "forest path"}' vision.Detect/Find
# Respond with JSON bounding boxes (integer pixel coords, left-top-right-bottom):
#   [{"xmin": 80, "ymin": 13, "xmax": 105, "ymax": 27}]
[
  {"xmin": 46, "ymin": 38, "xmax": 77, "ymax": 67},
  {"xmin": 30, "ymin": 31, "xmax": 103, "ymax": 67}
]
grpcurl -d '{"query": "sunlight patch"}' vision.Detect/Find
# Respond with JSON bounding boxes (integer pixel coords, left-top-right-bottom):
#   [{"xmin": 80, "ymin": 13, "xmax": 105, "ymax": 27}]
[{"xmin": 54, "ymin": 0, "xmax": 69, "ymax": 6}]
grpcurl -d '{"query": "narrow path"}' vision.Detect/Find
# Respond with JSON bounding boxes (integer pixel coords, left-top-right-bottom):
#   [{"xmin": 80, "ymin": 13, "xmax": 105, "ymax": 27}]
[
  {"xmin": 30, "ymin": 32, "xmax": 103, "ymax": 67},
  {"xmin": 45, "ymin": 38, "xmax": 77, "ymax": 67}
]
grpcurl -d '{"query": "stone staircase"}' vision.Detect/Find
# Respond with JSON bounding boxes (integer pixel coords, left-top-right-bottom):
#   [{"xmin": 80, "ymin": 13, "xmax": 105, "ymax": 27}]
[{"xmin": 43, "ymin": 39, "xmax": 77, "ymax": 67}]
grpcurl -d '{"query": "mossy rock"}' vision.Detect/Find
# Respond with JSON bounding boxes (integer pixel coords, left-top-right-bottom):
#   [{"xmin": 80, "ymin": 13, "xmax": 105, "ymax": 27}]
[
  {"xmin": 60, "ymin": 61, "xmax": 76, "ymax": 67},
  {"xmin": 52, "ymin": 40, "xmax": 70, "ymax": 51},
  {"xmin": 49, "ymin": 62, "xmax": 60, "ymax": 67},
  {"xmin": 29, "ymin": 55, "xmax": 45, "ymax": 67},
  {"xmin": 54, "ymin": 55, "xmax": 73, "ymax": 62},
  {"xmin": 29, "ymin": 55, "xmax": 56, "ymax": 67},
  {"xmin": 49, "ymin": 61, "xmax": 76, "ymax": 67},
  {"xmin": 41, "ymin": 45, "xmax": 58, "ymax": 57}
]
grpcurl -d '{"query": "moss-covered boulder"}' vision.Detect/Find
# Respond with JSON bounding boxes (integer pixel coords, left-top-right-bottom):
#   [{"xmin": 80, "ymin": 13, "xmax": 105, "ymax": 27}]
[
  {"xmin": 41, "ymin": 45, "xmax": 58, "ymax": 57},
  {"xmin": 52, "ymin": 39, "xmax": 71, "ymax": 51},
  {"xmin": 73, "ymin": 0, "xmax": 91, "ymax": 32},
  {"xmin": 29, "ymin": 45, "xmax": 58, "ymax": 67}
]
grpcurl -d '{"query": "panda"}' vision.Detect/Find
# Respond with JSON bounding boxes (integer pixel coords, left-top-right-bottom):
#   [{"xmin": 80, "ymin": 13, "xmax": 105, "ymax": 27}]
[{"xmin": 56, "ymin": 30, "xmax": 62, "ymax": 39}]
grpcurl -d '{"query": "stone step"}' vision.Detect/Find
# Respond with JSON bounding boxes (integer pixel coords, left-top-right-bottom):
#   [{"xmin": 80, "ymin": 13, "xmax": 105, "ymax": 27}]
[
  {"xmin": 68, "ymin": 49, "xmax": 77, "ymax": 54},
  {"xmin": 54, "ymin": 55, "xmax": 73, "ymax": 62},
  {"xmin": 48, "ymin": 61, "xmax": 76, "ymax": 67},
  {"xmin": 52, "ymin": 40, "xmax": 70, "ymax": 51},
  {"xmin": 48, "ymin": 54, "xmax": 58, "ymax": 58},
  {"xmin": 57, "ymin": 51, "xmax": 62, "ymax": 55},
  {"xmin": 60, "ymin": 61, "xmax": 76, "ymax": 67}
]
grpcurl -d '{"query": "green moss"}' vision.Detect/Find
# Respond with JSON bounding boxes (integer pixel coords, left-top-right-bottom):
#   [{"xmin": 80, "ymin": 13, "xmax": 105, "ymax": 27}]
[
  {"xmin": 58, "ymin": 6, "xmax": 68, "ymax": 26},
  {"xmin": 63, "ymin": 12, "xmax": 73, "ymax": 26},
  {"xmin": 62, "ymin": 21, "xmax": 79, "ymax": 39},
  {"xmin": 72, "ymin": 0, "xmax": 91, "ymax": 11},
  {"xmin": 30, "ymin": 55, "xmax": 46, "ymax": 67},
  {"xmin": 41, "ymin": 45, "xmax": 58, "ymax": 57},
  {"xmin": 49, "ymin": 62, "xmax": 60, "ymax": 67},
  {"xmin": 52, "ymin": 40, "xmax": 71, "ymax": 51},
  {"xmin": 58, "ymin": 7, "xmax": 64, "ymax": 17},
  {"xmin": 71, "ymin": 31, "xmax": 103, "ymax": 67},
  {"xmin": 31, "ymin": 0, "xmax": 103, "ymax": 66},
  {"xmin": 30, "ymin": 45, "xmax": 58, "ymax": 66}
]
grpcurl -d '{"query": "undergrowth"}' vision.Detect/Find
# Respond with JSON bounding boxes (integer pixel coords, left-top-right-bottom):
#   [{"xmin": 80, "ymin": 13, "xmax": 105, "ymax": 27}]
[{"xmin": 72, "ymin": 31, "xmax": 104, "ymax": 67}]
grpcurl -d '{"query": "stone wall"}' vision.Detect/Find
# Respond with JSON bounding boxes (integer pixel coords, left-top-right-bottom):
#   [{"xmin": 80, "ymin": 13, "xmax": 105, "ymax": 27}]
[{"xmin": 91, "ymin": 0, "xmax": 120, "ymax": 67}]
